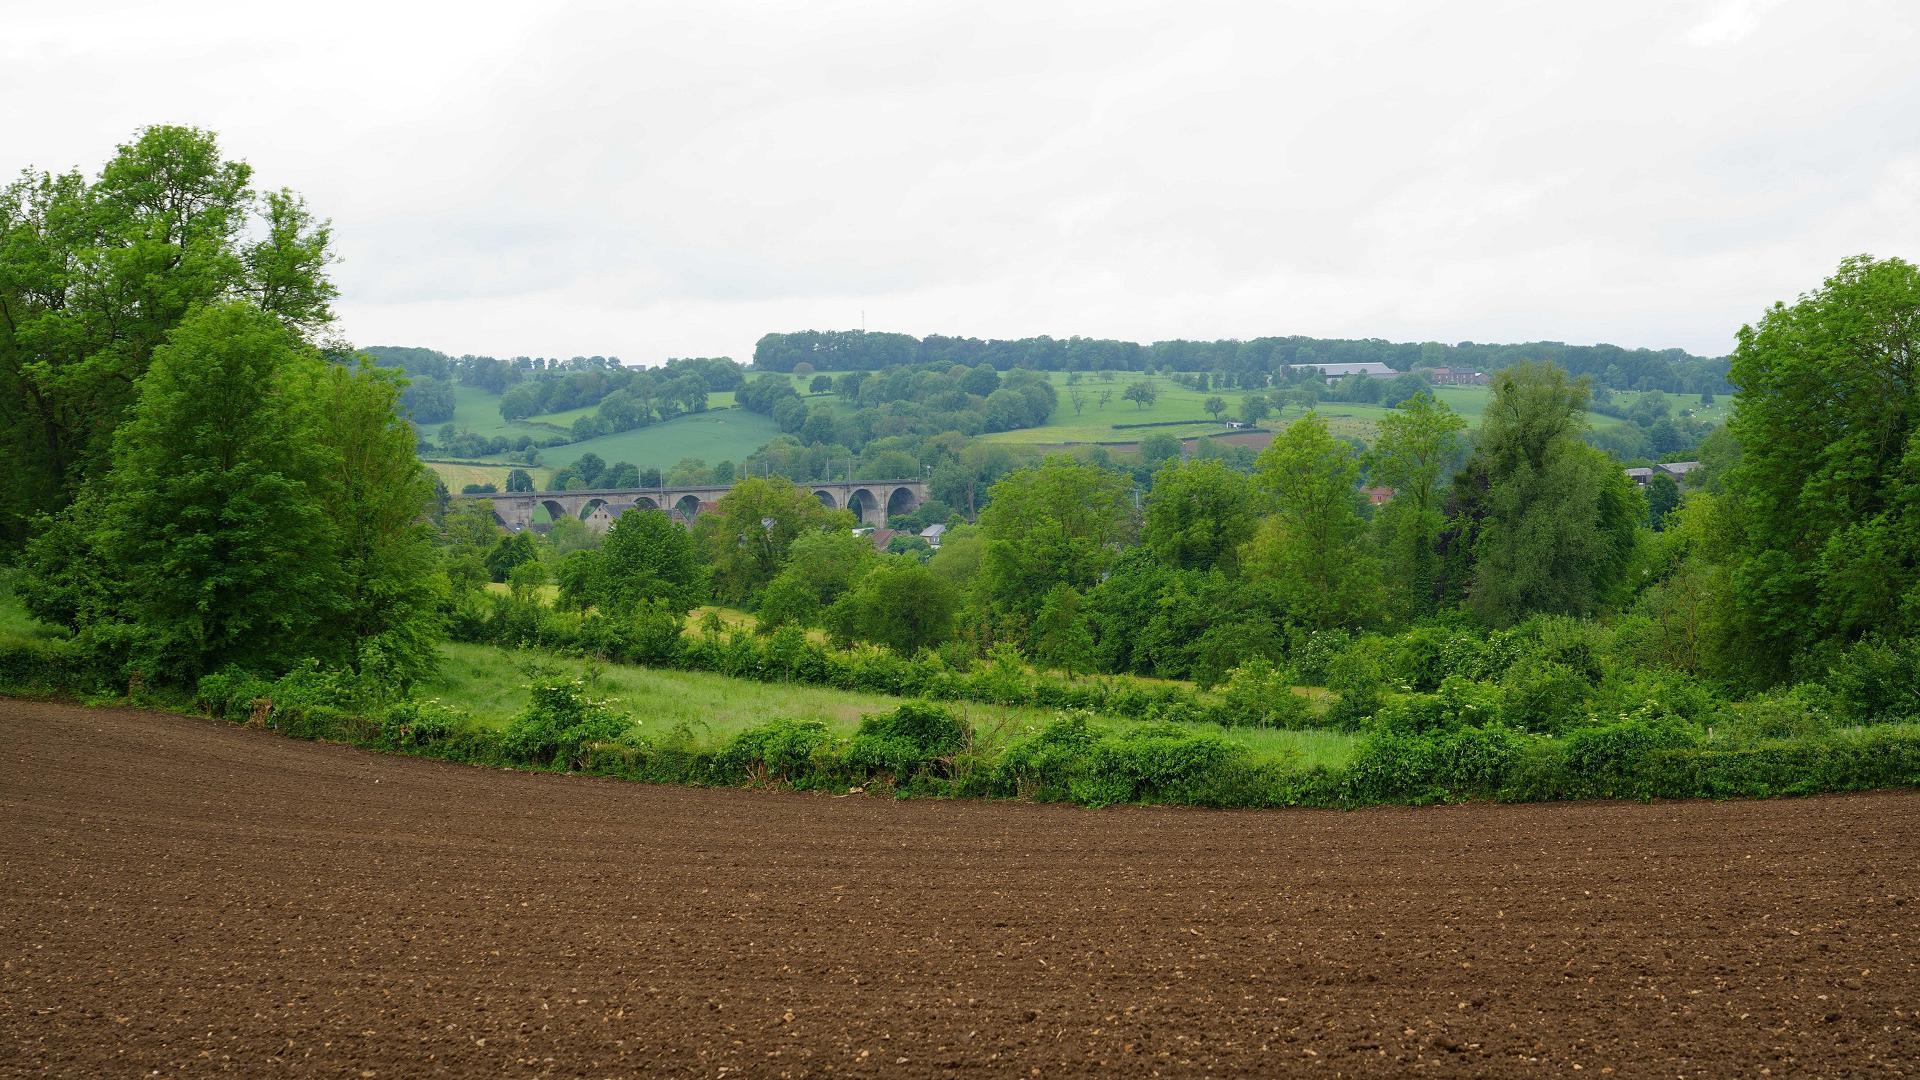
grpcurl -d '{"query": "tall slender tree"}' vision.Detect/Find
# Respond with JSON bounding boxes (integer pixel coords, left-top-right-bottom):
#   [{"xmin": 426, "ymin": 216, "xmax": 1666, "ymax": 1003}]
[{"xmin": 1448, "ymin": 362, "xmax": 1642, "ymax": 625}]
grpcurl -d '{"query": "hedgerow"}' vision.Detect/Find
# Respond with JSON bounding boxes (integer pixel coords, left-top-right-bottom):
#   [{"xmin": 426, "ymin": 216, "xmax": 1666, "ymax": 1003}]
[{"xmin": 5, "ymin": 605, "xmax": 1918, "ymax": 811}]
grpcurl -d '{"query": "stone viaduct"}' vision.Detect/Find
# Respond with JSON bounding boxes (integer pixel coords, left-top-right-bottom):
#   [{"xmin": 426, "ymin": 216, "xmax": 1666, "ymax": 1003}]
[{"xmin": 467, "ymin": 479, "xmax": 930, "ymax": 533}]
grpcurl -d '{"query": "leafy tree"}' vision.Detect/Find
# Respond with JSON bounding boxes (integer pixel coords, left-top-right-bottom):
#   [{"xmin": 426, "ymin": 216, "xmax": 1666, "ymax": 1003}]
[
  {"xmin": 544, "ymin": 515, "xmax": 599, "ymax": 557},
  {"xmin": 486, "ymin": 531, "xmax": 540, "ymax": 583},
  {"xmin": 1450, "ymin": 362, "xmax": 1642, "ymax": 625},
  {"xmin": 1239, "ymin": 396, "xmax": 1272, "ymax": 425},
  {"xmin": 1122, "ymin": 380, "xmax": 1159, "ymax": 409},
  {"xmin": 505, "ymin": 468, "xmax": 535, "ymax": 492},
  {"xmin": 1138, "ymin": 433, "xmax": 1182, "ymax": 468},
  {"xmin": 302, "ymin": 357, "xmax": 445, "ymax": 677},
  {"xmin": 20, "ymin": 303, "xmax": 437, "ymax": 684},
  {"xmin": 1031, "ymin": 584, "xmax": 1096, "ymax": 674},
  {"xmin": 1369, "ymin": 393, "xmax": 1467, "ymax": 614},
  {"xmin": 498, "ymin": 383, "xmax": 542, "ymax": 420},
  {"xmin": 755, "ymin": 529, "xmax": 878, "ymax": 627},
  {"xmin": 0, "ymin": 126, "xmax": 337, "ymax": 548},
  {"xmin": 1204, "ymin": 395, "xmax": 1228, "ymax": 421},
  {"xmin": 1143, "ymin": 458, "xmax": 1259, "ymax": 572},
  {"xmin": 574, "ymin": 453, "xmax": 607, "ymax": 488},
  {"xmin": 563, "ymin": 508, "xmax": 707, "ymax": 615},
  {"xmin": 976, "ymin": 458, "xmax": 1134, "ymax": 638},
  {"xmin": 834, "ymin": 560, "xmax": 959, "ymax": 654},
  {"xmin": 1249, "ymin": 412, "xmax": 1381, "ymax": 628},
  {"xmin": 697, "ymin": 477, "xmax": 853, "ymax": 603},
  {"xmin": 1723, "ymin": 255, "xmax": 1920, "ymax": 681},
  {"xmin": 1645, "ymin": 472, "xmax": 1681, "ymax": 530},
  {"xmin": 1069, "ymin": 388, "xmax": 1087, "ymax": 415},
  {"xmin": 1083, "ymin": 550, "xmax": 1281, "ymax": 682},
  {"xmin": 1380, "ymin": 373, "xmax": 1430, "ymax": 408}
]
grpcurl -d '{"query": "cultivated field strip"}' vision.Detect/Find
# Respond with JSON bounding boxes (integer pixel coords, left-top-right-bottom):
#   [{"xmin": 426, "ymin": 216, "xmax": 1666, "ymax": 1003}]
[{"xmin": 1, "ymin": 699, "xmax": 1914, "ymax": 1077}]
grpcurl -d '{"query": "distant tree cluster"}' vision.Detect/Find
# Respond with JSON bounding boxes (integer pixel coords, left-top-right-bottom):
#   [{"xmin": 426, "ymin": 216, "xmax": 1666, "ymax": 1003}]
[
  {"xmin": 6, "ymin": 129, "xmax": 441, "ymax": 687},
  {"xmin": 754, "ymin": 329, "xmax": 1728, "ymax": 394},
  {"xmin": 735, "ymin": 362, "xmax": 1057, "ymax": 458}
]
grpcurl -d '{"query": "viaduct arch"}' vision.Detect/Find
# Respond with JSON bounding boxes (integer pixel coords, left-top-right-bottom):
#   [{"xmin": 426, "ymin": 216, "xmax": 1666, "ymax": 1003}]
[{"xmin": 468, "ymin": 479, "xmax": 930, "ymax": 533}]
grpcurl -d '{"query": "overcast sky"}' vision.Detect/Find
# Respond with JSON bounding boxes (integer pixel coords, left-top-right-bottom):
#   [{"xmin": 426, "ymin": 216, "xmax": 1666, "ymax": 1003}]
[{"xmin": 8, "ymin": 1, "xmax": 1917, "ymax": 363}]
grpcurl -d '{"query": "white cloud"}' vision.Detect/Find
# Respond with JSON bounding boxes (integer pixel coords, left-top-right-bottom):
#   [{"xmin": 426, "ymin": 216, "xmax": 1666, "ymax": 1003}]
[{"xmin": 5, "ymin": 0, "xmax": 1915, "ymax": 362}]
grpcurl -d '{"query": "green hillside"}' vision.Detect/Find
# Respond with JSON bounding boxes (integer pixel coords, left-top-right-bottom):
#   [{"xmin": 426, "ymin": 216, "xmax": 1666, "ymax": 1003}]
[
  {"xmin": 981, "ymin": 377, "xmax": 1622, "ymax": 447},
  {"xmin": 539, "ymin": 407, "xmax": 781, "ymax": 472}
]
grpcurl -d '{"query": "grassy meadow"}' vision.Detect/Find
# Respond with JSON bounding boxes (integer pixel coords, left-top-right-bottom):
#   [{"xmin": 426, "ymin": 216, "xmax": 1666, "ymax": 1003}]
[
  {"xmin": 0, "ymin": 579, "xmax": 55, "ymax": 646},
  {"xmin": 0, "ymin": 578, "xmax": 1355, "ymax": 771},
  {"xmin": 423, "ymin": 640, "xmax": 1356, "ymax": 770}
]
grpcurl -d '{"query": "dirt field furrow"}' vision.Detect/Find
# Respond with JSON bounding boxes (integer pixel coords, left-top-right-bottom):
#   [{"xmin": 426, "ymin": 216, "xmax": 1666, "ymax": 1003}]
[{"xmin": 1, "ymin": 699, "xmax": 1915, "ymax": 1077}]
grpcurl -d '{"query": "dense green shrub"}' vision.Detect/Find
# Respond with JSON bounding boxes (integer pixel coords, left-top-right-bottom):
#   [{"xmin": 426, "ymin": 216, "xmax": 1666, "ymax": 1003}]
[
  {"xmin": 1557, "ymin": 711, "xmax": 1697, "ymax": 797},
  {"xmin": 717, "ymin": 718, "xmax": 837, "ymax": 784},
  {"xmin": 1077, "ymin": 722, "xmax": 1246, "ymax": 806},
  {"xmin": 1498, "ymin": 659, "xmax": 1593, "ymax": 733},
  {"xmin": 1824, "ymin": 636, "xmax": 1920, "ymax": 723},
  {"xmin": 845, "ymin": 701, "xmax": 970, "ymax": 782},
  {"xmin": 1515, "ymin": 615, "xmax": 1609, "ymax": 684},
  {"xmin": 1285, "ymin": 628, "xmax": 1350, "ymax": 686},
  {"xmin": 1384, "ymin": 624, "xmax": 1495, "ymax": 692},
  {"xmin": 194, "ymin": 668, "xmax": 274, "ymax": 720},
  {"xmin": 1371, "ymin": 676, "xmax": 1502, "ymax": 734},
  {"xmin": 1716, "ymin": 688, "xmax": 1832, "ymax": 742},
  {"xmin": 1344, "ymin": 724, "xmax": 1528, "ymax": 803},
  {"xmin": 499, "ymin": 678, "xmax": 634, "ymax": 768},
  {"xmin": 1634, "ymin": 725, "xmax": 1920, "ymax": 798},
  {"xmin": 996, "ymin": 712, "xmax": 1101, "ymax": 799},
  {"xmin": 377, "ymin": 697, "xmax": 471, "ymax": 751},
  {"xmin": 1216, "ymin": 659, "xmax": 1317, "ymax": 728}
]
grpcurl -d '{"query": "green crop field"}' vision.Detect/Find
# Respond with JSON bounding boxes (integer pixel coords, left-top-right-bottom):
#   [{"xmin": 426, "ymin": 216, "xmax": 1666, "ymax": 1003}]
[
  {"xmin": 423, "ymin": 640, "xmax": 1356, "ymax": 769},
  {"xmin": 982, "ymin": 376, "xmax": 1622, "ymax": 447},
  {"xmin": 540, "ymin": 407, "xmax": 781, "ymax": 472},
  {"xmin": 425, "ymin": 461, "xmax": 555, "ymax": 491}
]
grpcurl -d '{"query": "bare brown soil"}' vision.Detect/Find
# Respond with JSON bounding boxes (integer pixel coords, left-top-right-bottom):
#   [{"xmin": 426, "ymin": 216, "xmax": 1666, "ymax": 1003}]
[{"xmin": 2, "ymin": 698, "xmax": 1915, "ymax": 1077}]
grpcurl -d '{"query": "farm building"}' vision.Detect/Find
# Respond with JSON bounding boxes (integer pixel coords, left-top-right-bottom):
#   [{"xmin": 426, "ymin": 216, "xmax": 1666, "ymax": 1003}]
[
  {"xmin": 1425, "ymin": 367, "xmax": 1487, "ymax": 385},
  {"xmin": 1625, "ymin": 461, "xmax": 1702, "ymax": 487},
  {"xmin": 1303, "ymin": 361, "xmax": 1397, "ymax": 382}
]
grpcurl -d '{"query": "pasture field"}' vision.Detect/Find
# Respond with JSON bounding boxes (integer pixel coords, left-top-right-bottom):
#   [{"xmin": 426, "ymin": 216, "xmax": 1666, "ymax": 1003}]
[
  {"xmin": 538, "ymin": 407, "xmax": 781, "ymax": 472},
  {"xmin": 983, "ymin": 377, "xmax": 1624, "ymax": 447},
  {"xmin": 423, "ymin": 640, "xmax": 1356, "ymax": 770},
  {"xmin": 424, "ymin": 460, "xmax": 555, "ymax": 491},
  {"xmin": 4, "ymin": 697, "xmax": 1912, "ymax": 1078},
  {"xmin": 448, "ymin": 384, "xmax": 573, "ymax": 440}
]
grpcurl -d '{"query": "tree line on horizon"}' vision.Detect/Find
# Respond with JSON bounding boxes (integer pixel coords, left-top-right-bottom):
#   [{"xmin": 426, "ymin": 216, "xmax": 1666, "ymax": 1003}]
[{"xmin": 753, "ymin": 328, "xmax": 1731, "ymax": 395}]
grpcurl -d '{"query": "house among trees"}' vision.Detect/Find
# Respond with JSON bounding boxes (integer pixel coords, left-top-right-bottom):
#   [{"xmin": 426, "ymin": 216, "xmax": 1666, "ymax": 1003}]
[
  {"xmin": 920, "ymin": 523, "xmax": 947, "ymax": 548},
  {"xmin": 1425, "ymin": 367, "xmax": 1488, "ymax": 385},
  {"xmin": 1624, "ymin": 461, "xmax": 1701, "ymax": 487},
  {"xmin": 1363, "ymin": 486, "xmax": 1396, "ymax": 506}
]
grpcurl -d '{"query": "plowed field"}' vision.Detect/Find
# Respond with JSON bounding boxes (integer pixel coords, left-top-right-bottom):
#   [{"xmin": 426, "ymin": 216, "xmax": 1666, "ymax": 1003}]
[{"xmin": 2, "ymin": 699, "xmax": 1915, "ymax": 1077}]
